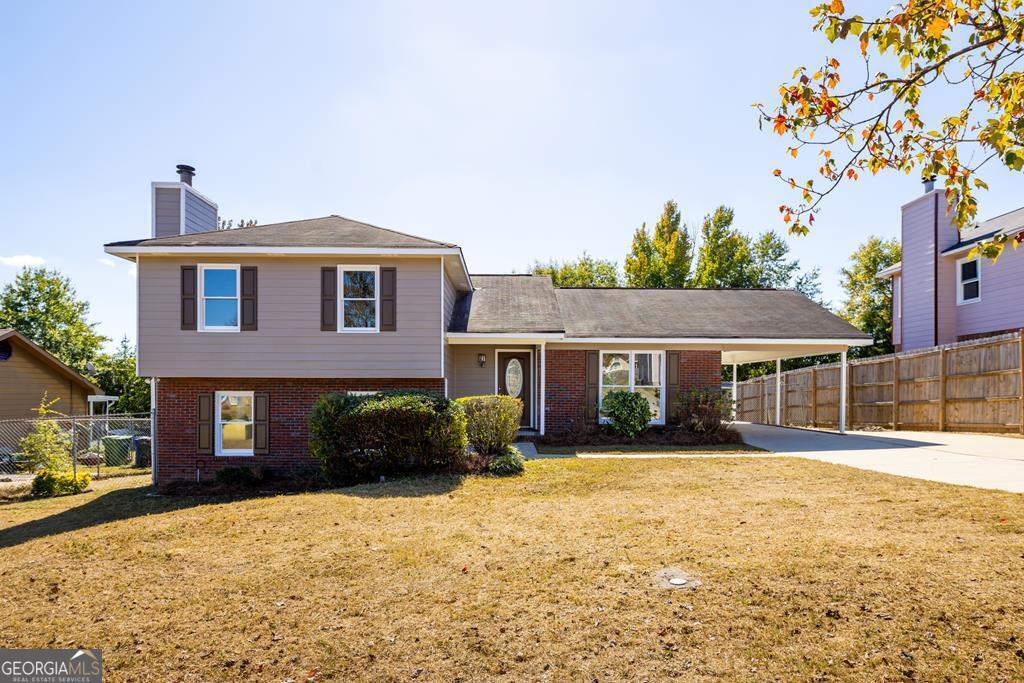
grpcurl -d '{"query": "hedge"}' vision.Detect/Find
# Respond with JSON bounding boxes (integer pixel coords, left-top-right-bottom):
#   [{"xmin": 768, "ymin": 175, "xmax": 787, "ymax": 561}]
[
  {"xmin": 455, "ymin": 395, "xmax": 522, "ymax": 455},
  {"xmin": 309, "ymin": 390, "xmax": 467, "ymax": 484}
]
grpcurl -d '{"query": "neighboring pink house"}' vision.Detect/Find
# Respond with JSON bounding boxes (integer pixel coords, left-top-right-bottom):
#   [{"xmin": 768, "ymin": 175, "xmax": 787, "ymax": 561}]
[{"xmin": 878, "ymin": 179, "xmax": 1024, "ymax": 352}]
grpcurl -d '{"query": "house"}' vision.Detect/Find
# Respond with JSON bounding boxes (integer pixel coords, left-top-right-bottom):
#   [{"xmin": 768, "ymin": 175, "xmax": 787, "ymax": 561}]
[
  {"xmin": 0, "ymin": 329, "xmax": 102, "ymax": 419},
  {"xmin": 878, "ymin": 178, "xmax": 1024, "ymax": 352},
  {"xmin": 105, "ymin": 165, "xmax": 870, "ymax": 486}
]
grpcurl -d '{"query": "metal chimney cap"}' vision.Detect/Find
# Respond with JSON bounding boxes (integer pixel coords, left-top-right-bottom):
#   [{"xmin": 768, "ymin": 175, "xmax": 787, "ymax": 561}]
[
  {"xmin": 176, "ymin": 164, "xmax": 196, "ymax": 185},
  {"xmin": 922, "ymin": 174, "xmax": 937, "ymax": 193}
]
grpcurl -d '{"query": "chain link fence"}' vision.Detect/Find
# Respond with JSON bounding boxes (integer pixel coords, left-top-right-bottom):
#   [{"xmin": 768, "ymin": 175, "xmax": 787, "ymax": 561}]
[{"xmin": 0, "ymin": 414, "xmax": 152, "ymax": 486}]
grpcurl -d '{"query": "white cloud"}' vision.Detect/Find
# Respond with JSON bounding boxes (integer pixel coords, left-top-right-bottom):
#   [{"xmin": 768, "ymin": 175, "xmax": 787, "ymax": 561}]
[
  {"xmin": 98, "ymin": 258, "xmax": 118, "ymax": 268},
  {"xmin": 0, "ymin": 254, "xmax": 45, "ymax": 267}
]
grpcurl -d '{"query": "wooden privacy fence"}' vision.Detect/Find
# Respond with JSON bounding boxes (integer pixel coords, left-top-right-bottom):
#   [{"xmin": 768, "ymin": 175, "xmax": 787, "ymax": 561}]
[{"xmin": 734, "ymin": 331, "xmax": 1024, "ymax": 434}]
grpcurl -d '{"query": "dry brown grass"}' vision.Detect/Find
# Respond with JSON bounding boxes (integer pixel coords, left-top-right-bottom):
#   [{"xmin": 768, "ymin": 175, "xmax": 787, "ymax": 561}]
[{"xmin": 0, "ymin": 459, "xmax": 1022, "ymax": 681}]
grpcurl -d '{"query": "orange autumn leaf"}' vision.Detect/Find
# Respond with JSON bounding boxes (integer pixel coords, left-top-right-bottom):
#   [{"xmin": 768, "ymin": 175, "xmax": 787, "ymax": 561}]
[
  {"xmin": 926, "ymin": 16, "xmax": 949, "ymax": 39},
  {"xmin": 829, "ymin": 0, "xmax": 844, "ymax": 14}
]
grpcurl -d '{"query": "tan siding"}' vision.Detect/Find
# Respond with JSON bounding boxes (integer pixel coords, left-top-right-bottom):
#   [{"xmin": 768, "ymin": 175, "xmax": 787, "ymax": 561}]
[
  {"xmin": 137, "ymin": 255, "xmax": 443, "ymax": 378},
  {"xmin": 451, "ymin": 345, "xmax": 535, "ymax": 398},
  {"xmin": 442, "ymin": 269, "xmax": 457, "ymax": 394},
  {"xmin": 0, "ymin": 341, "xmax": 92, "ymax": 418}
]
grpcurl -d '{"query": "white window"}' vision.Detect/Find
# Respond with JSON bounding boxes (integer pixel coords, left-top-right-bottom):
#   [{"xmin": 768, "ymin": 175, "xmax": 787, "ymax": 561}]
[
  {"xmin": 957, "ymin": 256, "xmax": 980, "ymax": 305},
  {"xmin": 216, "ymin": 391, "xmax": 254, "ymax": 456},
  {"xmin": 338, "ymin": 265, "xmax": 379, "ymax": 332},
  {"xmin": 199, "ymin": 264, "xmax": 240, "ymax": 331},
  {"xmin": 599, "ymin": 351, "xmax": 665, "ymax": 425}
]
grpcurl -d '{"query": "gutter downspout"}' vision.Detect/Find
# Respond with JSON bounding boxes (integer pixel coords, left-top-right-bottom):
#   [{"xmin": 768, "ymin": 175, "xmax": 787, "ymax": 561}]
[{"xmin": 539, "ymin": 342, "xmax": 546, "ymax": 436}]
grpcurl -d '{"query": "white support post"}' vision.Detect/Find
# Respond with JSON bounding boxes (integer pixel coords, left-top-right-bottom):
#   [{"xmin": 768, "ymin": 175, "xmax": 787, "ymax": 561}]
[
  {"xmin": 775, "ymin": 359, "xmax": 782, "ymax": 426},
  {"xmin": 731, "ymin": 363, "xmax": 738, "ymax": 420},
  {"xmin": 539, "ymin": 342, "xmax": 546, "ymax": 436},
  {"xmin": 839, "ymin": 350, "xmax": 848, "ymax": 434}
]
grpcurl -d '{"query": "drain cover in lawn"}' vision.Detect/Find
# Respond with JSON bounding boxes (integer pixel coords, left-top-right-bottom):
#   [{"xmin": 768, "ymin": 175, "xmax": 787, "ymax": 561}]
[{"xmin": 652, "ymin": 567, "xmax": 702, "ymax": 590}]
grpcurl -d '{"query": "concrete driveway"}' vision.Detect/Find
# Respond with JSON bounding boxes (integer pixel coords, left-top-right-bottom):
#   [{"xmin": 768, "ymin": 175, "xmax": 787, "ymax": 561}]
[{"xmin": 736, "ymin": 422, "xmax": 1024, "ymax": 493}]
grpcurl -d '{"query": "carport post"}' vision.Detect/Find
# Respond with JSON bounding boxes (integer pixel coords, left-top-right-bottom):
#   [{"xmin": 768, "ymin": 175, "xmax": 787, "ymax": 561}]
[
  {"xmin": 839, "ymin": 350, "xmax": 848, "ymax": 434},
  {"xmin": 731, "ymin": 363, "xmax": 738, "ymax": 419},
  {"xmin": 775, "ymin": 359, "xmax": 782, "ymax": 426}
]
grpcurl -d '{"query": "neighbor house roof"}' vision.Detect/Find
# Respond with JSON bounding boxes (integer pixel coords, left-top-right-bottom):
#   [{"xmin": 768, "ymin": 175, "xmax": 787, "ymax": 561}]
[
  {"xmin": 105, "ymin": 215, "xmax": 457, "ymax": 249},
  {"xmin": 0, "ymin": 330, "xmax": 101, "ymax": 394},
  {"xmin": 448, "ymin": 276, "xmax": 871, "ymax": 342}
]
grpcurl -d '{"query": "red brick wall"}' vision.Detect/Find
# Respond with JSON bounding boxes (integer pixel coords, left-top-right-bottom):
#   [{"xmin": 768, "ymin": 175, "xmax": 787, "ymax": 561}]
[
  {"xmin": 155, "ymin": 377, "xmax": 443, "ymax": 487},
  {"xmin": 542, "ymin": 349, "xmax": 722, "ymax": 435}
]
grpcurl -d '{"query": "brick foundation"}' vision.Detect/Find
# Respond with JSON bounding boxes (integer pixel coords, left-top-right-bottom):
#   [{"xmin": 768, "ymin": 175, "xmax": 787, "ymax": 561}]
[
  {"xmin": 154, "ymin": 377, "xmax": 443, "ymax": 487},
  {"xmin": 543, "ymin": 349, "xmax": 722, "ymax": 435}
]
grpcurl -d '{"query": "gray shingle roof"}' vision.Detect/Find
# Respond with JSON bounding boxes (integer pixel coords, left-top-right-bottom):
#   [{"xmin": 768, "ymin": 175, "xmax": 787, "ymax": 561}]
[
  {"xmin": 105, "ymin": 215, "xmax": 455, "ymax": 249},
  {"xmin": 449, "ymin": 275, "xmax": 563, "ymax": 333},
  {"xmin": 449, "ymin": 276, "xmax": 869, "ymax": 340},
  {"xmin": 554, "ymin": 288, "xmax": 868, "ymax": 339}
]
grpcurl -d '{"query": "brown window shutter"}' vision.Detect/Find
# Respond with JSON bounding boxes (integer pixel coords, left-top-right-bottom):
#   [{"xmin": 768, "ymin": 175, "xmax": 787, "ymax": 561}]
[
  {"xmin": 585, "ymin": 350, "xmax": 600, "ymax": 423},
  {"xmin": 320, "ymin": 267, "xmax": 337, "ymax": 331},
  {"xmin": 197, "ymin": 392, "xmax": 214, "ymax": 454},
  {"xmin": 253, "ymin": 392, "xmax": 270, "ymax": 454},
  {"xmin": 666, "ymin": 351, "xmax": 681, "ymax": 423},
  {"xmin": 241, "ymin": 266, "xmax": 258, "ymax": 331},
  {"xmin": 181, "ymin": 266, "xmax": 197, "ymax": 330},
  {"xmin": 380, "ymin": 267, "xmax": 397, "ymax": 331}
]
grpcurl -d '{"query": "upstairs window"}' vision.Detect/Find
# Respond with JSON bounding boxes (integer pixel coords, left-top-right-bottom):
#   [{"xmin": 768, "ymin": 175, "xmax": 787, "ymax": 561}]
[
  {"xmin": 338, "ymin": 266, "xmax": 379, "ymax": 332},
  {"xmin": 200, "ymin": 265, "xmax": 240, "ymax": 331},
  {"xmin": 957, "ymin": 257, "xmax": 980, "ymax": 305}
]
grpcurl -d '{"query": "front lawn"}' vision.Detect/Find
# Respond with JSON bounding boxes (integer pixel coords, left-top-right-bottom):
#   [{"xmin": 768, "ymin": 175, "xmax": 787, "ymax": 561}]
[
  {"xmin": 536, "ymin": 443, "xmax": 767, "ymax": 455},
  {"xmin": 0, "ymin": 459, "xmax": 1022, "ymax": 680}
]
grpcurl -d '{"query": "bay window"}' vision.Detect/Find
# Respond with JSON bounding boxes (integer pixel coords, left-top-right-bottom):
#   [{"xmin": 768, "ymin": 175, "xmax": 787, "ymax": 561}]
[{"xmin": 599, "ymin": 350, "xmax": 665, "ymax": 424}]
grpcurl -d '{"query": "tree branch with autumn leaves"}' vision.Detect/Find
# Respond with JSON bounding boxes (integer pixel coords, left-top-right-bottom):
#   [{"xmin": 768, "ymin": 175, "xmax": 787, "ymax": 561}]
[{"xmin": 760, "ymin": 0, "xmax": 1024, "ymax": 260}]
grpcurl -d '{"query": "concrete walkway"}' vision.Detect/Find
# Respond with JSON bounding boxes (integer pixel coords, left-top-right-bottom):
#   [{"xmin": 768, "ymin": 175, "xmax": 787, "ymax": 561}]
[{"xmin": 735, "ymin": 422, "xmax": 1024, "ymax": 493}]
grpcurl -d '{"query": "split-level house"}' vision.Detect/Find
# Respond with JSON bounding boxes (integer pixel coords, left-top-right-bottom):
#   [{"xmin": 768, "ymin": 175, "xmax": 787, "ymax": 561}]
[
  {"xmin": 105, "ymin": 165, "xmax": 870, "ymax": 486},
  {"xmin": 878, "ymin": 179, "xmax": 1024, "ymax": 352}
]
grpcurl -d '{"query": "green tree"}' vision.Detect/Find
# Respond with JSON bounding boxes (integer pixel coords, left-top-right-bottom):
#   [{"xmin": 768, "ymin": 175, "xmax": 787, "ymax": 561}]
[
  {"xmin": 691, "ymin": 207, "xmax": 754, "ymax": 288},
  {"xmin": 531, "ymin": 253, "xmax": 620, "ymax": 287},
  {"xmin": 625, "ymin": 200, "xmax": 694, "ymax": 287},
  {"xmin": 0, "ymin": 267, "xmax": 107, "ymax": 372},
  {"xmin": 18, "ymin": 393, "xmax": 72, "ymax": 472},
  {"xmin": 749, "ymin": 231, "xmax": 800, "ymax": 288},
  {"xmin": 839, "ymin": 236, "xmax": 901, "ymax": 357},
  {"xmin": 762, "ymin": 0, "xmax": 1024, "ymax": 260},
  {"xmin": 92, "ymin": 337, "xmax": 150, "ymax": 413}
]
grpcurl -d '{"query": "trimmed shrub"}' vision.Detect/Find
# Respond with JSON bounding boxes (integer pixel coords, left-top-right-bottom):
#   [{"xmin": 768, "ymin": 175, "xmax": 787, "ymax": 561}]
[
  {"xmin": 456, "ymin": 395, "xmax": 522, "ymax": 455},
  {"xmin": 602, "ymin": 390, "xmax": 651, "ymax": 438},
  {"xmin": 487, "ymin": 445, "xmax": 526, "ymax": 476},
  {"xmin": 309, "ymin": 390, "xmax": 468, "ymax": 484},
  {"xmin": 676, "ymin": 388, "xmax": 731, "ymax": 434},
  {"xmin": 215, "ymin": 465, "xmax": 264, "ymax": 487},
  {"xmin": 31, "ymin": 470, "xmax": 90, "ymax": 497}
]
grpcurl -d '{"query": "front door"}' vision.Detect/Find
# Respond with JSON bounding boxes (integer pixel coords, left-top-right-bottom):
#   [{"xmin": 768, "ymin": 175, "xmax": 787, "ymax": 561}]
[{"xmin": 497, "ymin": 352, "xmax": 532, "ymax": 427}]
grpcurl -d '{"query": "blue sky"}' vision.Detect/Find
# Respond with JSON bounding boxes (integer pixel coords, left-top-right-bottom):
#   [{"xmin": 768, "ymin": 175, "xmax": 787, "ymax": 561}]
[{"xmin": 3, "ymin": 1, "xmax": 1022, "ymax": 349}]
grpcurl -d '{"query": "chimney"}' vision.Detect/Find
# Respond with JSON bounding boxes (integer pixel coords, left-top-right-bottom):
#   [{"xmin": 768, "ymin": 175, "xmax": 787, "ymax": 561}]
[
  {"xmin": 922, "ymin": 174, "xmax": 937, "ymax": 193},
  {"xmin": 176, "ymin": 164, "xmax": 196, "ymax": 186}
]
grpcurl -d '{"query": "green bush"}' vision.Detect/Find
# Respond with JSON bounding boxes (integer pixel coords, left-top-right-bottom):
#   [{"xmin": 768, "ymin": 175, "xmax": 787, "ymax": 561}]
[
  {"xmin": 31, "ymin": 470, "xmax": 90, "ymax": 497},
  {"xmin": 456, "ymin": 395, "xmax": 522, "ymax": 455},
  {"xmin": 309, "ymin": 390, "xmax": 468, "ymax": 484},
  {"xmin": 215, "ymin": 466, "xmax": 264, "ymax": 487},
  {"xmin": 487, "ymin": 445, "xmax": 526, "ymax": 476},
  {"xmin": 676, "ymin": 388, "xmax": 731, "ymax": 433},
  {"xmin": 18, "ymin": 395, "xmax": 71, "ymax": 472},
  {"xmin": 602, "ymin": 391, "xmax": 651, "ymax": 439}
]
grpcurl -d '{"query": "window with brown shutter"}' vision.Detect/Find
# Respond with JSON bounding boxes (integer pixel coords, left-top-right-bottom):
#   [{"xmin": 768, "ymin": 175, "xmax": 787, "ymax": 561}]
[
  {"xmin": 666, "ymin": 351, "xmax": 680, "ymax": 423},
  {"xmin": 181, "ymin": 266, "xmax": 197, "ymax": 330},
  {"xmin": 241, "ymin": 266, "xmax": 258, "ymax": 331},
  {"xmin": 320, "ymin": 267, "xmax": 337, "ymax": 331},
  {"xmin": 380, "ymin": 267, "xmax": 396, "ymax": 331},
  {"xmin": 253, "ymin": 392, "xmax": 269, "ymax": 454},
  {"xmin": 197, "ymin": 392, "xmax": 214, "ymax": 454},
  {"xmin": 585, "ymin": 350, "xmax": 599, "ymax": 423}
]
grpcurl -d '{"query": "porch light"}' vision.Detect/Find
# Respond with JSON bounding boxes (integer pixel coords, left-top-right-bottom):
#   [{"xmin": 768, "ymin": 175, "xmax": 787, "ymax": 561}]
[{"xmin": 477, "ymin": 353, "xmax": 487, "ymax": 367}]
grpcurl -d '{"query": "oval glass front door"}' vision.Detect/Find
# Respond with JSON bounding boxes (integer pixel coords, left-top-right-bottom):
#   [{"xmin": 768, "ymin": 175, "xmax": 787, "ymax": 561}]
[{"xmin": 505, "ymin": 359, "xmax": 523, "ymax": 398}]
